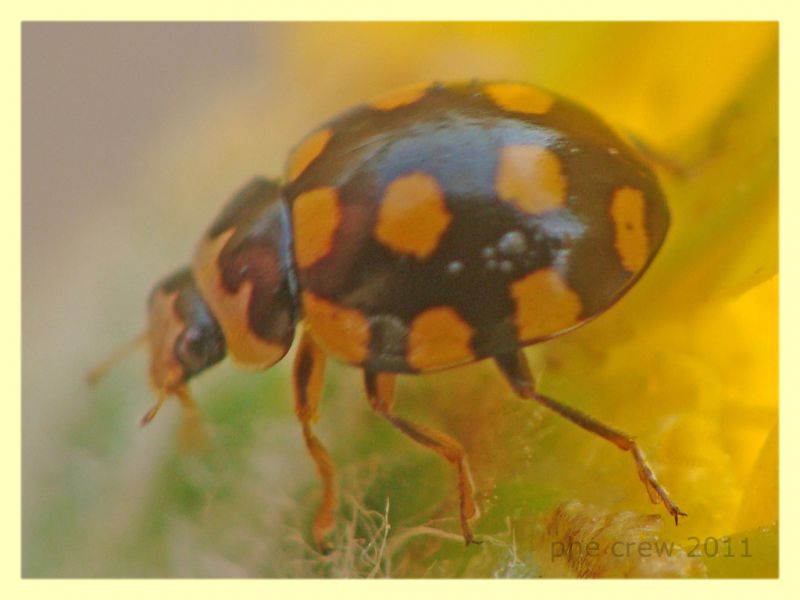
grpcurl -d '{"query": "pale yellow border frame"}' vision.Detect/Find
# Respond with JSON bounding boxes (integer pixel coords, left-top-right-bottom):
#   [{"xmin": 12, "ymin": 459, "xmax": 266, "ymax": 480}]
[{"xmin": 7, "ymin": 0, "xmax": 797, "ymax": 596}]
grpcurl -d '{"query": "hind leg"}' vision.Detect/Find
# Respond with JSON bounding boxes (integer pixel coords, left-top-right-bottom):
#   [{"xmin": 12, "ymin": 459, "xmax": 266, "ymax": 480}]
[{"xmin": 495, "ymin": 350, "xmax": 685, "ymax": 523}]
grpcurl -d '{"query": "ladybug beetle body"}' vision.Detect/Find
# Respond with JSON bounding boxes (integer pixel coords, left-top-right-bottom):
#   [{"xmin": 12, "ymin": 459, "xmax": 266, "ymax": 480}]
[
  {"xmin": 282, "ymin": 81, "xmax": 669, "ymax": 372},
  {"xmin": 99, "ymin": 81, "xmax": 680, "ymax": 550}
]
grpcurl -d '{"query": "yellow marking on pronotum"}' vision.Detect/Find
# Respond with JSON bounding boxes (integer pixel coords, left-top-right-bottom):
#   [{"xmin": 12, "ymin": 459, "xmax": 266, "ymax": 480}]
[{"xmin": 193, "ymin": 229, "xmax": 287, "ymax": 369}]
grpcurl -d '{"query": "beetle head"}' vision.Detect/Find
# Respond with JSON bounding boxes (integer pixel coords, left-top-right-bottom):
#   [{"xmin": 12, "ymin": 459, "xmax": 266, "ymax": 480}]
[{"xmin": 142, "ymin": 267, "xmax": 226, "ymax": 424}]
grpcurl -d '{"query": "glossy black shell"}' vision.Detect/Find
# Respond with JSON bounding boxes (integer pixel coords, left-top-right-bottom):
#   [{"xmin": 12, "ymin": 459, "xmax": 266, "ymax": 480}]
[{"xmin": 283, "ymin": 81, "xmax": 669, "ymax": 372}]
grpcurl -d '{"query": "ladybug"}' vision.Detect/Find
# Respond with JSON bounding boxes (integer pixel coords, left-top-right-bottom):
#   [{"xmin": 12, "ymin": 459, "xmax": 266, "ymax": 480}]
[{"xmin": 92, "ymin": 80, "xmax": 683, "ymax": 551}]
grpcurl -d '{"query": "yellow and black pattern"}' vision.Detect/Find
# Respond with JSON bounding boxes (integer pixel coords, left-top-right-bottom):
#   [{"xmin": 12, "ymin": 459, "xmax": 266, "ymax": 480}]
[
  {"xmin": 192, "ymin": 178, "xmax": 298, "ymax": 370},
  {"xmin": 129, "ymin": 80, "xmax": 678, "ymax": 550},
  {"xmin": 284, "ymin": 81, "xmax": 669, "ymax": 372}
]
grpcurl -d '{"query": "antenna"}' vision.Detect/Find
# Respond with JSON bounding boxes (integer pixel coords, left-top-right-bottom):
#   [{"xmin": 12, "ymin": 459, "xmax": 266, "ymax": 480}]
[{"xmin": 85, "ymin": 331, "xmax": 147, "ymax": 387}]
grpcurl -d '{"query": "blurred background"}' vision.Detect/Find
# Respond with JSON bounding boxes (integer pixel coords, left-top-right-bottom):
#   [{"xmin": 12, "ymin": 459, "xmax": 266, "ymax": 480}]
[{"xmin": 22, "ymin": 22, "xmax": 777, "ymax": 577}]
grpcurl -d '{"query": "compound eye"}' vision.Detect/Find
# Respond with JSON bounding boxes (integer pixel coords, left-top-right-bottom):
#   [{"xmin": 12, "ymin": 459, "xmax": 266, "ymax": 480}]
[{"xmin": 175, "ymin": 328, "xmax": 216, "ymax": 376}]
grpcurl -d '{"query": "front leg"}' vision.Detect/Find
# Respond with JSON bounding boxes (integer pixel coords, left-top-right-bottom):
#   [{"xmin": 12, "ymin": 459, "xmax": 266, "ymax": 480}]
[{"xmin": 292, "ymin": 329, "xmax": 336, "ymax": 552}]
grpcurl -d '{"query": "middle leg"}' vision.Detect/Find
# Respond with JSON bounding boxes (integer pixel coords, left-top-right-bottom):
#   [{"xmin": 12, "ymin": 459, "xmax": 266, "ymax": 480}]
[{"xmin": 363, "ymin": 370, "xmax": 479, "ymax": 545}]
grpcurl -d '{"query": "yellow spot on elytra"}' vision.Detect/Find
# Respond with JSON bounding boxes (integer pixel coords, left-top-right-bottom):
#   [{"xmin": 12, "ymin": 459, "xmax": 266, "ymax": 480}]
[
  {"xmin": 610, "ymin": 186, "xmax": 649, "ymax": 273},
  {"xmin": 193, "ymin": 229, "xmax": 287, "ymax": 369},
  {"xmin": 302, "ymin": 291, "xmax": 370, "ymax": 364},
  {"xmin": 510, "ymin": 267, "xmax": 582, "ymax": 341},
  {"xmin": 286, "ymin": 128, "xmax": 332, "ymax": 182},
  {"xmin": 407, "ymin": 307, "xmax": 474, "ymax": 371},
  {"xmin": 375, "ymin": 172, "xmax": 451, "ymax": 259},
  {"xmin": 496, "ymin": 145, "xmax": 567, "ymax": 215},
  {"xmin": 484, "ymin": 82, "xmax": 554, "ymax": 115},
  {"xmin": 369, "ymin": 82, "xmax": 431, "ymax": 111},
  {"xmin": 292, "ymin": 187, "xmax": 341, "ymax": 269}
]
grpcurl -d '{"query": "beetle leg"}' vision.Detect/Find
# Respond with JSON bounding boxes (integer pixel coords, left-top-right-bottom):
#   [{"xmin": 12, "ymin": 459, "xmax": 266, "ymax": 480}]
[
  {"xmin": 623, "ymin": 131, "xmax": 693, "ymax": 179},
  {"xmin": 174, "ymin": 385, "xmax": 208, "ymax": 452},
  {"xmin": 139, "ymin": 385, "xmax": 208, "ymax": 451},
  {"xmin": 293, "ymin": 330, "xmax": 336, "ymax": 553},
  {"xmin": 363, "ymin": 370, "xmax": 479, "ymax": 545},
  {"xmin": 494, "ymin": 351, "xmax": 686, "ymax": 524}
]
